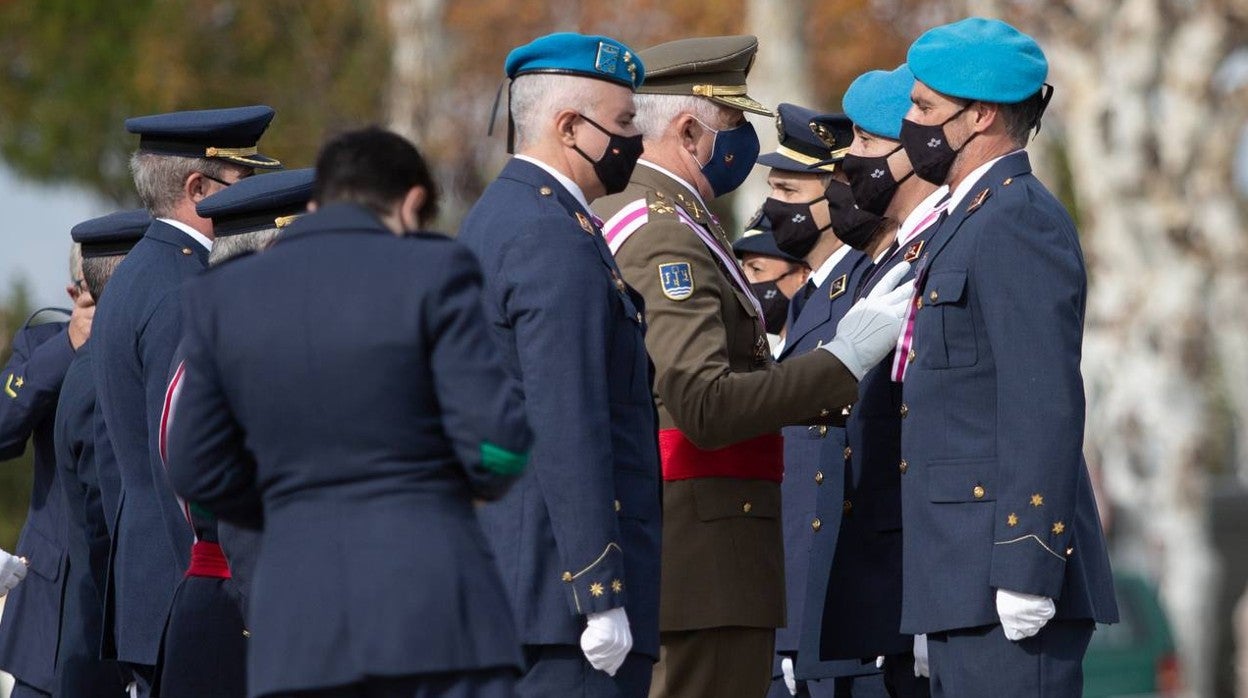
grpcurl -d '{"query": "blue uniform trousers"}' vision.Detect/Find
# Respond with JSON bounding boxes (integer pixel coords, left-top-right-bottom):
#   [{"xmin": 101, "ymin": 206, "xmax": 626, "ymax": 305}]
[
  {"xmin": 927, "ymin": 621, "xmax": 1092, "ymax": 697},
  {"xmin": 265, "ymin": 669, "xmax": 516, "ymax": 698}
]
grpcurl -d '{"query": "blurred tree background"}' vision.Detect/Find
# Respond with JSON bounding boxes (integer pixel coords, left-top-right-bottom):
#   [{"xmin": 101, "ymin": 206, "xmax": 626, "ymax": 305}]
[{"xmin": 1, "ymin": 0, "xmax": 1245, "ymax": 694}]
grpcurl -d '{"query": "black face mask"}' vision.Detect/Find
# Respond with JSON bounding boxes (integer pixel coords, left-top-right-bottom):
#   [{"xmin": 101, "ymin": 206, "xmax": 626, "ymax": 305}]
[
  {"xmin": 763, "ymin": 196, "xmax": 829, "ymax": 260},
  {"xmin": 573, "ymin": 115, "xmax": 644, "ymax": 195},
  {"xmin": 840, "ymin": 145, "xmax": 914, "ymax": 216},
  {"xmin": 824, "ymin": 180, "xmax": 886, "ymax": 251},
  {"xmin": 898, "ymin": 104, "xmax": 977, "ymax": 185},
  {"xmin": 750, "ymin": 279, "xmax": 791, "ymax": 335}
]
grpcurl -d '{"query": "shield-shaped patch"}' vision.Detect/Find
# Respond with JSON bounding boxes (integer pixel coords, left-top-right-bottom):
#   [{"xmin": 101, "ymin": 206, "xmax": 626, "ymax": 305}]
[{"xmin": 658, "ymin": 262, "xmax": 694, "ymax": 301}]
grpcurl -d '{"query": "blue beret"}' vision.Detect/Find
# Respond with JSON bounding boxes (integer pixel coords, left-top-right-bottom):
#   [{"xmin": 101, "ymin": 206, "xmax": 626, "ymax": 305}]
[
  {"xmin": 733, "ymin": 211, "xmax": 804, "ymax": 264},
  {"xmin": 843, "ymin": 64, "xmax": 915, "ymax": 140},
  {"xmin": 196, "ymin": 168, "xmax": 314, "ymax": 237},
  {"xmin": 125, "ymin": 105, "xmax": 282, "ymax": 169},
  {"xmin": 506, "ymin": 33, "xmax": 644, "ymax": 90},
  {"xmin": 71, "ymin": 209, "xmax": 151, "ymax": 258},
  {"xmin": 908, "ymin": 18, "xmax": 1047, "ymax": 104},
  {"xmin": 757, "ymin": 104, "xmax": 851, "ymax": 173}
]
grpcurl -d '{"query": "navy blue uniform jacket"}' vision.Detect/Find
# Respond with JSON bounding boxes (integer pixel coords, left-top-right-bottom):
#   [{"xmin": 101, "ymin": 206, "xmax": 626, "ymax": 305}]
[
  {"xmin": 92, "ymin": 220, "xmax": 202, "ymax": 665},
  {"xmin": 898, "ymin": 152, "xmax": 1117, "ymax": 634},
  {"xmin": 459, "ymin": 158, "xmax": 662, "ymax": 659},
  {"xmin": 167, "ymin": 203, "xmax": 531, "ymax": 697},
  {"xmin": 54, "ymin": 346, "xmax": 127, "ymax": 696},
  {"xmin": 0, "ymin": 313, "xmax": 74, "ymax": 692}
]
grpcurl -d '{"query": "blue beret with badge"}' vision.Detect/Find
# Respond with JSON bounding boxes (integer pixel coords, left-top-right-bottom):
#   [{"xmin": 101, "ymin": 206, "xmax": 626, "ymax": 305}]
[
  {"xmin": 757, "ymin": 104, "xmax": 852, "ymax": 173},
  {"xmin": 196, "ymin": 167, "xmax": 314, "ymax": 237},
  {"xmin": 733, "ymin": 210, "xmax": 804, "ymax": 265},
  {"xmin": 843, "ymin": 64, "xmax": 916, "ymax": 140},
  {"xmin": 506, "ymin": 32, "xmax": 644, "ymax": 91},
  {"xmin": 70, "ymin": 209, "xmax": 151, "ymax": 258},
  {"xmin": 908, "ymin": 17, "xmax": 1048, "ymax": 104},
  {"xmin": 125, "ymin": 105, "xmax": 282, "ymax": 170}
]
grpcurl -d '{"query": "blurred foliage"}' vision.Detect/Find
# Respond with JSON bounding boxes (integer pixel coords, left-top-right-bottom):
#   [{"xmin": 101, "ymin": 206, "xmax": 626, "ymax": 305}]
[
  {"xmin": 0, "ymin": 0, "xmax": 391, "ymax": 203},
  {"xmin": 0, "ymin": 278, "xmax": 35, "ymax": 551}
]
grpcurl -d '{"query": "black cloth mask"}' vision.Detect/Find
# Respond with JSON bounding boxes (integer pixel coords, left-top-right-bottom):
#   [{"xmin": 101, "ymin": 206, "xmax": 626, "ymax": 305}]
[
  {"xmin": 763, "ymin": 196, "xmax": 829, "ymax": 260},
  {"xmin": 573, "ymin": 115, "xmax": 644, "ymax": 195}
]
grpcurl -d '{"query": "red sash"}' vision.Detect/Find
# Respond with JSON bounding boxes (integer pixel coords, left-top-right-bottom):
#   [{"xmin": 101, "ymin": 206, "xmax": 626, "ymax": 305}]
[
  {"xmin": 185, "ymin": 541, "xmax": 232, "ymax": 579},
  {"xmin": 658, "ymin": 429, "xmax": 784, "ymax": 482}
]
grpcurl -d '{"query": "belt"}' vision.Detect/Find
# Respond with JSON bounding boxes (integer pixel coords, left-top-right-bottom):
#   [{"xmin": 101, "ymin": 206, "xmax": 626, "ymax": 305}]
[
  {"xmin": 658, "ymin": 429, "xmax": 784, "ymax": 482},
  {"xmin": 186, "ymin": 541, "xmax": 232, "ymax": 579}
]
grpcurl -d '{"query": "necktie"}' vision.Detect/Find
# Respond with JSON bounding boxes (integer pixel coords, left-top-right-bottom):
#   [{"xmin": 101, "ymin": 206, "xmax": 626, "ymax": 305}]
[{"xmin": 790, "ymin": 279, "xmax": 817, "ymax": 321}]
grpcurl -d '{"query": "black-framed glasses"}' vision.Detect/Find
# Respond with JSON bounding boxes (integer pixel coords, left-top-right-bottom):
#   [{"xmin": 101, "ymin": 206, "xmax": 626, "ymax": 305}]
[{"xmin": 197, "ymin": 172, "xmax": 234, "ymax": 188}]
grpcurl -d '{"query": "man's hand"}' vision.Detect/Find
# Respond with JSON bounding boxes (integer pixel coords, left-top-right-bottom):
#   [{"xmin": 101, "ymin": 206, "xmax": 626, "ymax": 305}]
[
  {"xmin": 0, "ymin": 549, "xmax": 28, "ymax": 596},
  {"xmin": 67, "ymin": 289, "xmax": 95, "ymax": 350},
  {"xmin": 996, "ymin": 588, "xmax": 1056, "ymax": 641},
  {"xmin": 781, "ymin": 656, "xmax": 797, "ymax": 695},
  {"xmin": 822, "ymin": 261, "xmax": 913, "ymax": 379},
  {"xmin": 580, "ymin": 606, "xmax": 632, "ymax": 676},
  {"xmin": 913, "ymin": 634, "xmax": 929, "ymax": 677}
]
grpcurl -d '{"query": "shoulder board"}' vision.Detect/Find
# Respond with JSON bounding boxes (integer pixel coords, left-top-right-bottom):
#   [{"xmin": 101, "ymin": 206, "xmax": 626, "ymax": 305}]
[
  {"xmin": 24, "ymin": 307, "xmax": 71, "ymax": 328},
  {"xmin": 644, "ymin": 189, "xmax": 679, "ymax": 220}
]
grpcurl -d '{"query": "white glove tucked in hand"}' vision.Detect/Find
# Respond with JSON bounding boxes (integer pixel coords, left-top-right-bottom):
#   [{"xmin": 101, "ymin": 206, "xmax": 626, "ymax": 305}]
[
  {"xmin": 0, "ymin": 549, "xmax": 27, "ymax": 596},
  {"xmin": 823, "ymin": 262, "xmax": 914, "ymax": 379},
  {"xmin": 996, "ymin": 588, "xmax": 1056, "ymax": 641},
  {"xmin": 581, "ymin": 606, "xmax": 632, "ymax": 676},
  {"xmin": 781, "ymin": 656, "xmax": 797, "ymax": 696},
  {"xmin": 913, "ymin": 634, "xmax": 929, "ymax": 677}
]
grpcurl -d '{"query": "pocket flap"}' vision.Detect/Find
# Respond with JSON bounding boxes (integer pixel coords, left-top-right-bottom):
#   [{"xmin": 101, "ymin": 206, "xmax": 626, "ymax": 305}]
[
  {"xmin": 17, "ymin": 526, "xmax": 64, "ymax": 582},
  {"xmin": 924, "ymin": 271, "xmax": 968, "ymax": 306},
  {"xmin": 927, "ymin": 459, "xmax": 996, "ymax": 503},
  {"xmin": 692, "ymin": 478, "xmax": 780, "ymax": 521}
]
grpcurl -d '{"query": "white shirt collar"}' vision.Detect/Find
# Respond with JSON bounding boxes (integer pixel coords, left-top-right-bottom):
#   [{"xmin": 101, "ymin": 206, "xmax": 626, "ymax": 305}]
[
  {"xmin": 158, "ymin": 217, "xmax": 213, "ymax": 252},
  {"xmin": 810, "ymin": 243, "xmax": 853, "ymax": 289},
  {"xmin": 514, "ymin": 155, "xmax": 593, "ymax": 214},
  {"xmin": 638, "ymin": 160, "xmax": 709, "ymax": 212},
  {"xmin": 946, "ymin": 150, "xmax": 1022, "ymax": 213},
  {"xmin": 895, "ymin": 184, "xmax": 951, "ymax": 246}
]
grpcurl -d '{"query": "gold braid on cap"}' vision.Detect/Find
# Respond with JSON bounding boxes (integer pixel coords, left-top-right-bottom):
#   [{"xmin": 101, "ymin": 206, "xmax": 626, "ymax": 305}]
[
  {"xmin": 205, "ymin": 146, "xmax": 259, "ymax": 158},
  {"xmin": 691, "ymin": 84, "xmax": 748, "ymax": 98}
]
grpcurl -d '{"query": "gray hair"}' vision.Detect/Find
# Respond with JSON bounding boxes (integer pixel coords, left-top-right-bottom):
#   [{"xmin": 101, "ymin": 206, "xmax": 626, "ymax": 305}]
[
  {"xmin": 510, "ymin": 73, "xmax": 603, "ymax": 151},
  {"xmin": 632, "ymin": 94, "xmax": 722, "ymax": 142},
  {"xmin": 208, "ymin": 228, "xmax": 281, "ymax": 267},
  {"xmin": 68, "ymin": 243, "xmax": 83, "ymax": 283},
  {"xmin": 82, "ymin": 254, "xmax": 125, "ymax": 301},
  {"xmin": 129, "ymin": 152, "xmax": 236, "ymax": 218}
]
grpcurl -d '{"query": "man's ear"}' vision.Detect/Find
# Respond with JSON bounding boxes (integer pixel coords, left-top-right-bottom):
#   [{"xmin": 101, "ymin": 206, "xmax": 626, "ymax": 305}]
[
  {"xmin": 970, "ymin": 101, "xmax": 999, "ymax": 134},
  {"xmin": 185, "ymin": 172, "xmax": 211, "ymax": 203},
  {"xmin": 555, "ymin": 109, "xmax": 581, "ymax": 147},
  {"xmin": 678, "ymin": 114, "xmax": 702, "ymax": 155},
  {"xmin": 402, "ymin": 185, "xmax": 428, "ymax": 230}
]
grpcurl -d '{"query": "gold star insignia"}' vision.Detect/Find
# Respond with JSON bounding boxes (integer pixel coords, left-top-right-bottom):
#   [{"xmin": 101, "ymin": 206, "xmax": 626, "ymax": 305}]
[
  {"xmin": 1030, "ymin": 494, "xmax": 1044, "ymax": 507},
  {"xmin": 1007, "ymin": 513, "xmax": 1019, "ymax": 527},
  {"xmin": 611, "ymin": 579, "xmax": 623, "ymax": 593},
  {"xmin": 1052, "ymin": 521, "xmax": 1065, "ymax": 535},
  {"xmin": 589, "ymin": 582, "xmax": 605, "ymax": 598}
]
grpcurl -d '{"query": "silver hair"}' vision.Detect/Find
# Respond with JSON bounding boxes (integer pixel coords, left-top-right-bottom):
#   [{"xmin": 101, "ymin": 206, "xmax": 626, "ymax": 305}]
[
  {"xmin": 68, "ymin": 243, "xmax": 83, "ymax": 283},
  {"xmin": 510, "ymin": 73, "xmax": 603, "ymax": 150},
  {"xmin": 129, "ymin": 152, "xmax": 236, "ymax": 218},
  {"xmin": 632, "ymin": 94, "xmax": 723, "ymax": 142},
  {"xmin": 207, "ymin": 228, "xmax": 281, "ymax": 267}
]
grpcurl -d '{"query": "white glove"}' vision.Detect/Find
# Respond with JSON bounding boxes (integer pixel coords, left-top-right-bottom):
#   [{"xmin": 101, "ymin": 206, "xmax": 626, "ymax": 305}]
[
  {"xmin": 913, "ymin": 634, "xmax": 929, "ymax": 677},
  {"xmin": 781, "ymin": 656, "xmax": 797, "ymax": 695},
  {"xmin": 0, "ymin": 549, "xmax": 28, "ymax": 596},
  {"xmin": 996, "ymin": 588, "xmax": 1056, "ymax": 641},
  {"xmin": 823, "ymin": 262, "xmax": 914, "ymax": 379},
  {"xmin": 581, "ymin": 606, "xmax": 632, "ymax": 676}
]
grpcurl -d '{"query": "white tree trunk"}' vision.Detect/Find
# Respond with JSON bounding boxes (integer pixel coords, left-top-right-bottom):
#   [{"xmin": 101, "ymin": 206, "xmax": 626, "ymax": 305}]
[
  {"xmin": 948, "ymin": 2, "xmax": 1246, "ymax": 696},
  {"xmin": 733, "ymin": 0, "xmax": 814, "ymax": 231}
]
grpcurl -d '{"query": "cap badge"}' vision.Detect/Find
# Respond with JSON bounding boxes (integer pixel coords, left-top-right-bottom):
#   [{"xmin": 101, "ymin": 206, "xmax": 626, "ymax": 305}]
[
  {"xmin": 594, "ymin": 42, "xmax": 620, "ymax": 76},
  {"xmin": 810, "ymin": 122, "xmax": 839, "ymax": 149},
  {"xmin": 775, "ymin": 113, "xmax": 785, "ymax": 142}
]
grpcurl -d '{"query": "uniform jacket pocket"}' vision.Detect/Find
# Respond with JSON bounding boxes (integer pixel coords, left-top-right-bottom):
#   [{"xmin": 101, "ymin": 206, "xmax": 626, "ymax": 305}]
[
  {"xmin": 927, "ymin": 458, "xmax": 997, "ymax": 503},
  {"xmin": 692, "ymin": 479, "xmax": 780, "ymax": 521},
  {"xmin": 922, "ymin": 271, "xmax": 978, "ymax": 369}
]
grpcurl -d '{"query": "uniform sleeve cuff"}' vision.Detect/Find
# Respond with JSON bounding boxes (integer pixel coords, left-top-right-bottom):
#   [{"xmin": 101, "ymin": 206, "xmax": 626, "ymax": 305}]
[
  {"xmin": 990, "ymin": 534, "xmax": 1067, "ymax": 599},
  {"xmin": 562, "ymin": 542, "xmax": 627, "ymax": 615}
]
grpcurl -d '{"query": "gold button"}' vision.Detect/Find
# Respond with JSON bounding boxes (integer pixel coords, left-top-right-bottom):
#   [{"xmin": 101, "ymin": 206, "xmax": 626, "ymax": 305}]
[
  {"xmin": 814, "ymin": 471, "xmax": 824, "ymax": 484},
  {"xmin": 843, "ymin": 446, "xmax": 852, "ymax": 460},
  {"xmin": 820, "ymin": 408, "xmax": 830, "ymax": 417},
  {"xmin": 908, "ymin": 349, "xmax": 916, "ymax": 363},
  {"xmin": 811, "ymin": 518, "xmax": 822, "ymax": 532},
  {"xmin": 614, "ymin": 499, "xmax": 621, "ymax": 512},
  {"xmin": 181, "ymin": 247, "xmax": 193, "ymax": 256},
  {"xmin": 1003, "ymin": 177, "xmax": 1014, "ymax": 186},
  {"xmin": 899, "ymin": 459, "xmax": 909, "ymax": 474},
  {"xmin": 742, "ymin": 502, "xmax": 753, "ymax": 513},
  {"xmin": 242, "ymin": 629, "xmax": 251, "ymax": 638},
  {"xmin": 900, "ymin": 404, "xmax": 909, "ymax": 418},
  {"xmin": 916, "ymin": 298, "xmax": 924, "ymax": 310},
  {"xmin": 842, "ymin": 405, "xmax": 852, "ymax": 416},
  {"xmin": 929, "ymin": 290, "xmax": 939, "ymax": 302},
  {"xmin": 817, "ymin": 425, "xmax": 828, "ymax": 437},
  {"xmin": 562, "ymin": 571, "xmax": 573, "ymax": 582},
  {"xmin": 539, "ymin": 186, "xmax": 553, "ymax": 196},
  {"xmin": 842, "ymin": 500, "xmax": 853, "ymax": 514},
  {"xmin": 1066, "ymin": 547, "xmax": 1074, "ymax": 557},
  {"xmin": 973, "ymin": 485, "xmax": 986, "ymax": 499}
]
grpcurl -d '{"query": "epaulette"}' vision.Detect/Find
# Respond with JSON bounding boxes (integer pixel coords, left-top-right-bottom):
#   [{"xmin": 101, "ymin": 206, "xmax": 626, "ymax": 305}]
[
  {"xmin": 24, "ymin": 307, "xmax": 71, "ymax": 328},
  {"xmin": 645, "ymin": 189, "xmax": 679, "ymax": 220}
]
